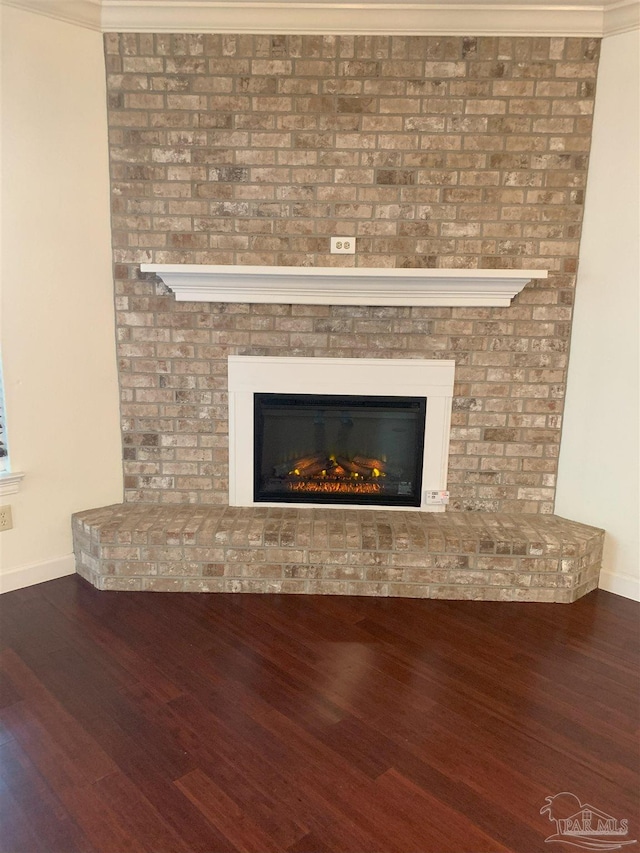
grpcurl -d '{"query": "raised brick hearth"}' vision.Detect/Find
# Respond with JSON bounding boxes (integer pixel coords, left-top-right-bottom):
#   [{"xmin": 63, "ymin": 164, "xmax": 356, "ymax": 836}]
[{"xmin": 72, "ymin": 504, "xmax": 603, "ymax": 602}]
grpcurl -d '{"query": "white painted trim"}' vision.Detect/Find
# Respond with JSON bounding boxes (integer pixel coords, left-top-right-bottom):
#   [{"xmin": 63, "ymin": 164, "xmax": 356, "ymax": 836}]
[
  {"xmin": 4, "ymin": 0, "xmax": 638, "ymax": 36},
  {"xmin": 603, "ymin": 0, "xmax": 640, "ymax": 35},
  {"xmin": 100, "ymin": 2, "xmax": 609, "ymax": 36},
  {"xmin": 0, "ymin": 471, "xmax": 25, "ymax": 496},
  {"xmin": 1, "ymin": 0, "xmax": 102, "ymax": 31},
  {"xmin": 227, "ymin": 355, "xmax": 455, "ymax": 511},
  {"xmin": 0, "ymin": 553, "xmax": 76, "ymax": 594},
  {"xmin": 141, "ymin": 264, "xmax": 546, "ymax": 308},
  {"xmin": 598, "ymin": 570, "xmax": 640, "ymax": 601}
]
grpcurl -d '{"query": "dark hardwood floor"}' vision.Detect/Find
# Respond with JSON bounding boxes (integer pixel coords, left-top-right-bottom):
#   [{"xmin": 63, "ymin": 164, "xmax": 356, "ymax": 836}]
[{"xmin": 0, "ymin": 576, "xmax": 638, "ymax": 853}]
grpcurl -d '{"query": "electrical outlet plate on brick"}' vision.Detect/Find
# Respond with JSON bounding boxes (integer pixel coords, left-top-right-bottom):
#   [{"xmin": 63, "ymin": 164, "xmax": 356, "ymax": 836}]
[
  {"xmin": 330, "ymin": 237, "xmax": 355, "ymax": 254},
  {"xmin": 0, "ymin": 505, "xmax": 13, "ymax": 532}
]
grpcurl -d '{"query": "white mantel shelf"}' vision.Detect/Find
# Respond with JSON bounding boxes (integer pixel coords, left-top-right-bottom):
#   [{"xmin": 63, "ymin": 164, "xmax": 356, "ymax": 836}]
[{"xmin": 141, "ymin": 264, "xmax": 548, "ymax": 308}]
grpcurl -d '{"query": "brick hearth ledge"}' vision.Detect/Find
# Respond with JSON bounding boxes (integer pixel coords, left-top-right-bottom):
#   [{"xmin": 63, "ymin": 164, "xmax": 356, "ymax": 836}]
[{"xmin": 72, "ymin": 504, "xmax": 603, "ymax": 603}]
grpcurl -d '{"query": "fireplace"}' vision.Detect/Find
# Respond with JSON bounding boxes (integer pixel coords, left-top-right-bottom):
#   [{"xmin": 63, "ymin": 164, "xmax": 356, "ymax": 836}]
[
  {"xmin": 254, "ymin": 393, "xmax": 427, "ymax": 507},
  {"xmin": 228, "ymin": 356, "xmax": 455, "ymax": 512}
]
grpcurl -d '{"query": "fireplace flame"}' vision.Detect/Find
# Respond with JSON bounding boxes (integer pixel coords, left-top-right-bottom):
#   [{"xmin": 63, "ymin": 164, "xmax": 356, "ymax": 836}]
[
  {"xmin": 289, "ymin": 480, "xmax": 382, "ymax": 495},
  {"xmin": 281, "ymin": 451, "xmax": 389, "ymax": 496}
]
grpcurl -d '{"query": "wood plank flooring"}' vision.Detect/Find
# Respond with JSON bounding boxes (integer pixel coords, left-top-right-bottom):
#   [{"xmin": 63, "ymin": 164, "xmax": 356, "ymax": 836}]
[{"xmin": 0, "ymin": 576, "xmax": 638, "ymax": 853}]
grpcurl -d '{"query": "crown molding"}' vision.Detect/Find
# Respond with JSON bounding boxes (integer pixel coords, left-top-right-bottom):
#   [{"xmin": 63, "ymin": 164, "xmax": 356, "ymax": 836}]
[
  {"xmin": 141, "ymin": 264, "xmax": 548, "ymax": 308},
  {"xmin": 1, "ymin": 0, "xmax": 102, "ymax": 30},
  {"xmin": 3, "ymin": 0, "xmax": 638, "ymax": 37},
  {"xmin": 101, "ymin": 2, "xmax": 605, "ymax": 37},
  {"xmin": 603, "ymin": 0, "xmax": 640, "ymax": 34}
]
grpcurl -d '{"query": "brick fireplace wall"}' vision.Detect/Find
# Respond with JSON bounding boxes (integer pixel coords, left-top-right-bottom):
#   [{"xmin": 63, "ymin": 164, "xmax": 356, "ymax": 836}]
[{"xmin": 105, "ymin": 33, "xmax": 599, "ymax": 514}]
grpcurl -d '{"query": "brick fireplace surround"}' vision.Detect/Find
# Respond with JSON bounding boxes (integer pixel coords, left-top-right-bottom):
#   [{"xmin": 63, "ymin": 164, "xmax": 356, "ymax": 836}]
[{"xmin": 73, "ymin": 32, "xmax": 605, "ymax": 602}]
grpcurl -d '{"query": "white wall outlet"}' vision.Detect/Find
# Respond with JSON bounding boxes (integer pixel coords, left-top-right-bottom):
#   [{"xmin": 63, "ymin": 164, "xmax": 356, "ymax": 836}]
[
  {"xmin": 330, "ymin": 237, "xmax": 356, "ymax": 254},
  {"xmin": 0, "ymin": 505, "xmax": 13, "ymax": 532},
  {"xmin": 425, "ymin": 490, "xmax": 450, "ymax": 506}
]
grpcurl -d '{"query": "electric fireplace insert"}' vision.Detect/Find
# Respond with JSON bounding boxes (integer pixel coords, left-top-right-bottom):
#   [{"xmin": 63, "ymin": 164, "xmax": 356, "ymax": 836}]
[{"xmin": 254, "ymin": 393, "xmax": 427, "ymax": 507}]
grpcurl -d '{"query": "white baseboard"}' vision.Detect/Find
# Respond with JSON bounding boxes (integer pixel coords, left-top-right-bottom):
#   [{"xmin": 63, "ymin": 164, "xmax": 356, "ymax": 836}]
[
  {"xmin": 0, "ymin": 553, "xmax": 76, "ymax": 594},
  {"xmin": 598, "ymin": 571, "xmax": 640, "ymax": 602}
]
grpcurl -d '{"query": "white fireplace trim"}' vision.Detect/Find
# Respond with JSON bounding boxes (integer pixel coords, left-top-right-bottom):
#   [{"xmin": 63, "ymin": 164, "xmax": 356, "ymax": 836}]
[
  {"xmin": 141, "ymin": 264, "xmax": 547, "ymax": 308},
  {"xmin": 227, "ymin": 356, "xmax": 455, "ymax": 512}
]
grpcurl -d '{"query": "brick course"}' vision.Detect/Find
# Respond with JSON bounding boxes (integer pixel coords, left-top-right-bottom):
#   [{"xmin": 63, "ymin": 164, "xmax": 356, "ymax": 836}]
[{"xmin": 105, "ymin": 33, "xmax": 600, "ymax": 514}]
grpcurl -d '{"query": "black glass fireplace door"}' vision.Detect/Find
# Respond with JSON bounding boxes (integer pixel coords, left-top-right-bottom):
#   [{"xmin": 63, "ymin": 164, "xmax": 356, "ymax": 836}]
[{"xmin": 254, "ymin": 394, "xmax": 426, "ymax": 507}]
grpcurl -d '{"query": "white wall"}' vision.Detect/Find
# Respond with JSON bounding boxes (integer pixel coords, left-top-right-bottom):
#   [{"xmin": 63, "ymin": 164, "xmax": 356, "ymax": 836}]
[
  {"xmin": 0, "ymin": 5, "xmax": 123, "ymax": 591},
  {"xmin": 555, "ymin": 28, "xmax": 640, "ymax": 601}
]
